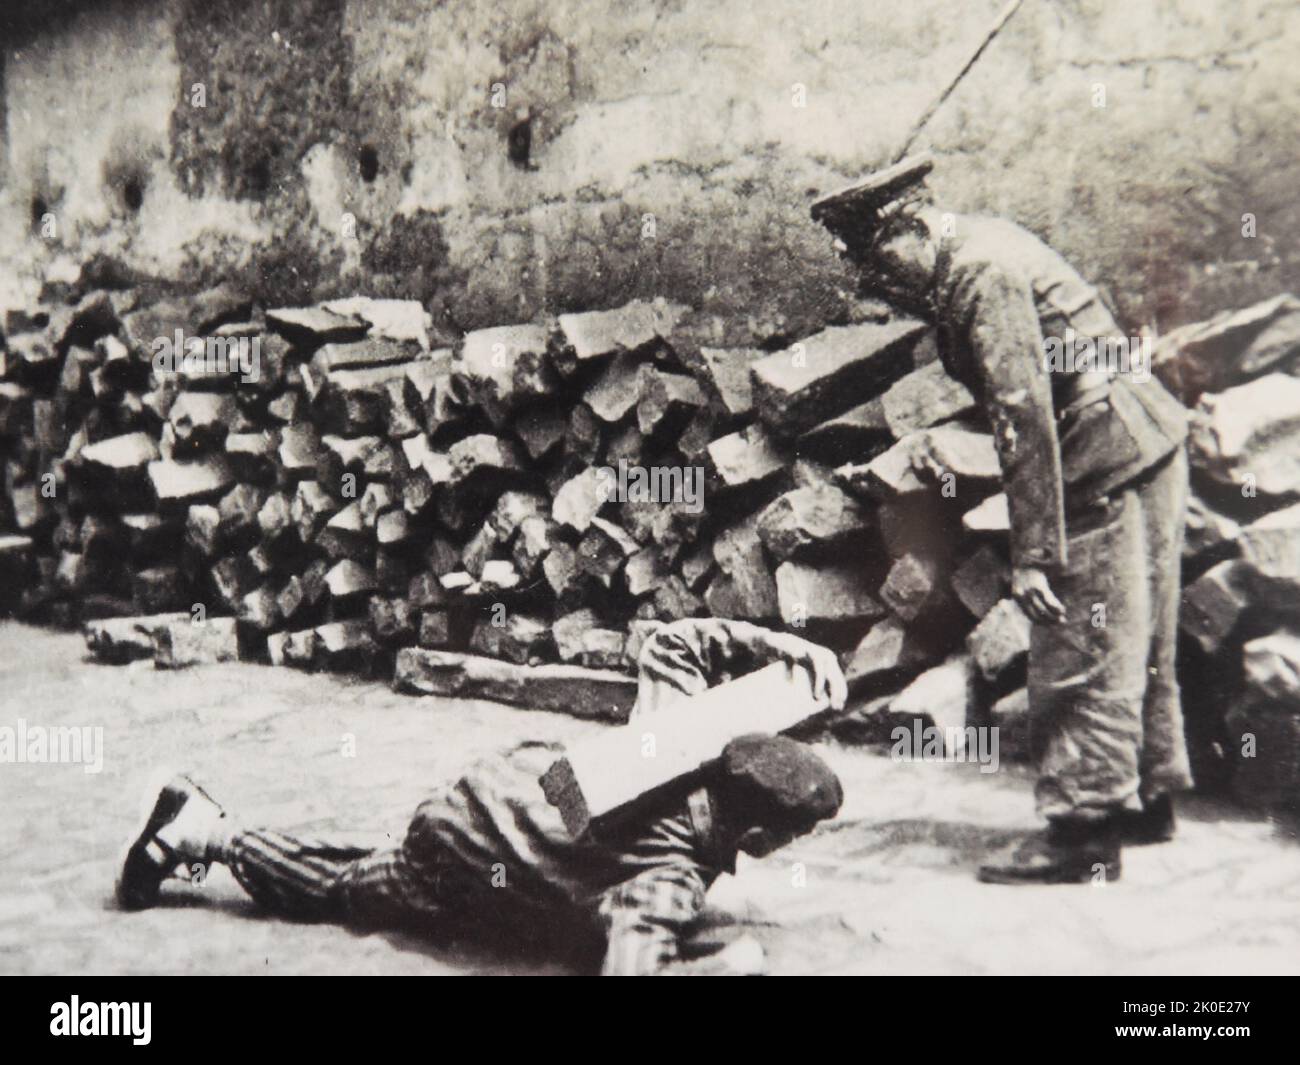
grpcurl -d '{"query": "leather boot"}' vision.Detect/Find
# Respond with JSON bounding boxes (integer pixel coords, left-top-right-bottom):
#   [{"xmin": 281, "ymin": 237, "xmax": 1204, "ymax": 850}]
[{"xmin": 1117, "ymin": 794, "xmax": 1176, "ymax": 845}]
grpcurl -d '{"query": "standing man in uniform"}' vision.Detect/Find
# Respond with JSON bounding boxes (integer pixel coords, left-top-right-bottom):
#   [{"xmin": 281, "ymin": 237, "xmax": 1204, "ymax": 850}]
[
  {"xmin": 116, "ymin": 618, "xmax": 846, "ymax": 974},
  {"xmin": 812, "ymin": 154, "xmax": 1191, "ymax": 884}
]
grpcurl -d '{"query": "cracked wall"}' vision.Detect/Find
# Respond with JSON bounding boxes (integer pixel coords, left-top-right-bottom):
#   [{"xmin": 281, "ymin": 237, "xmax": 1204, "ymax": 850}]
[{"xmin": 1, "ymin": 0, "xmax": 1297, "ymax": 341}]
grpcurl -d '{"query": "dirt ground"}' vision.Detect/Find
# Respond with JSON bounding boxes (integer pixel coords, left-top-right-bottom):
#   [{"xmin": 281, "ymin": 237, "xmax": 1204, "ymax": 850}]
[{"xmin": 2, "ymin": 619, "xmax": 1299, "ymax": 976}]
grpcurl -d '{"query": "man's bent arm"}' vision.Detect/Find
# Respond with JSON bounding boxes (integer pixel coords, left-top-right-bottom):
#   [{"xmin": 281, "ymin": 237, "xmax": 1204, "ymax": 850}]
[
  {"xmin": 639, "ymin": 618, "xmax": 846, "ymax": 708},
  {"xmin": 954, "ymin": 263, "xmax": 1069, "ymax": 571}
]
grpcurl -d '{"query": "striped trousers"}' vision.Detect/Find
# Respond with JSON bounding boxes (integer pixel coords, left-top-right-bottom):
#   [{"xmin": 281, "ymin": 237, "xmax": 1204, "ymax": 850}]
[{"xmin": 223, "ymin": 830, "xmax": 450, "ymax": 928}]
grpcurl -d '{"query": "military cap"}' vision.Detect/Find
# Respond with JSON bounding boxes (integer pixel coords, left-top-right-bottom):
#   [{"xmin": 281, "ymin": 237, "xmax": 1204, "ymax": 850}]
[
  {"xmin": 720, "ymin": 733, "xmax": 843, "ymax": 831},
  {"xmin": 811, "ymin": 152, "xmax": 934, "ymax": 241}
]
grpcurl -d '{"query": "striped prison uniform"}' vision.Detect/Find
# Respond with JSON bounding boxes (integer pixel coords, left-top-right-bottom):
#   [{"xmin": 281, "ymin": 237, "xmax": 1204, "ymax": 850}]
[{"xmin": 223, "ymin": 618, "xmax": 789, "ymax": 975}]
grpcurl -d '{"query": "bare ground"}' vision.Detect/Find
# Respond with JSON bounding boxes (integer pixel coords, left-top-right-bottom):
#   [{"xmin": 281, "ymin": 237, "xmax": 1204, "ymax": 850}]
[{"xmin": 2, "ymin": 620, "xmax": 1298, "ymax": 976}]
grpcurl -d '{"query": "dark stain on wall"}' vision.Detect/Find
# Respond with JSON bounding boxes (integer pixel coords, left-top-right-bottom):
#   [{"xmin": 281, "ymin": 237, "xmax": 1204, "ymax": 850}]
[
  {"xmin": 0, "ymin": 0, "xmax": 147, "ymax": 44},
  {"xmin": 168, "ymin": 0, "xmax": 365, "ymax": 307},
  {"xmin": 170, "ymin": 0, "xmax": 351, "ymax": 202},
  {"xmin": 10, "ymin": 0, "xmax": 1291, "ymax": 348},
  {"xmin": 360, "ymin": 209, "xmax": 462, "ymax": 323}
]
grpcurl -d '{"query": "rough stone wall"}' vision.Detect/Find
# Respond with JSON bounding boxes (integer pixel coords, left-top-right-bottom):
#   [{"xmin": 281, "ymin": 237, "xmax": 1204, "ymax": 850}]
[{"xmin": 2, "ymin": 0, "xmax": 1298, "ymax": 340}]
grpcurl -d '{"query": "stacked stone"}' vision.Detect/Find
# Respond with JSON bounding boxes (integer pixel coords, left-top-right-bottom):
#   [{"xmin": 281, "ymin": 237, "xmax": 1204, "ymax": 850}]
[
  {"xmin": 824, "ymin": 294, "xmax": 1300, "ymax": 799},
  {"xmin": 0, "ymin": 283, "xmax": 261, "ymax": 639},
  {"xmin": 1, "ymin": 283, "xmax": 1299, "ymax": 792},
  {"xmin": 1158, "ymin": 296, "xmax": 1300, "ymax": 807}
]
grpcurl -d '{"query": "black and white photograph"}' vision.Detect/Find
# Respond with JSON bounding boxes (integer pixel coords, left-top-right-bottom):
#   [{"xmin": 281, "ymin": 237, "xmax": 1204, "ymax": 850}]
[{"xmin": 0, "ymin": 0, "xmax": 1297, "ymax": 1020}]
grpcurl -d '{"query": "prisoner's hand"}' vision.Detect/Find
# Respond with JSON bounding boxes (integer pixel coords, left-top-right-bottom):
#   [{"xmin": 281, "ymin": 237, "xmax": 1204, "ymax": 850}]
[
  {"xmin": 775, "ymin": 635, "xmax": 848, "ymax": 711},
  {"xmin": 1012, "ymin": 565, "xmax": 1066, "ymax": 625},
  {"xmin": 908, "ymin": 431, "xmax": 947, "ymax": 482}
]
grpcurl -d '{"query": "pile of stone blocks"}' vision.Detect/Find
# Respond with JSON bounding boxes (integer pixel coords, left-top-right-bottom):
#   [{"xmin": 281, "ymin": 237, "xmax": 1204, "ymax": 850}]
[{"xmin": 1, "ymin": 280, "xmax": 1298, "ymax": 785}]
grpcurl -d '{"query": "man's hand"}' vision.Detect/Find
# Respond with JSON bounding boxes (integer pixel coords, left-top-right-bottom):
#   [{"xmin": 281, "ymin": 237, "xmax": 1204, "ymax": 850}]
[
  {"xmin": 1012, "ymin": 565, "xmax": 1066, "ymax": 625},
  {"xmin": 770, "ymin": 634, "xmax": 848, "ymax": 711},
  {"xmin": 908, "ymin": 430, "xmax": 948, "ymax": 482}
]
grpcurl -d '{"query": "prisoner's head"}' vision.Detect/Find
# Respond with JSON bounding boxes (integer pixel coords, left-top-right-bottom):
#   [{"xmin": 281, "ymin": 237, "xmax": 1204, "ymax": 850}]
[
  {"xmin": 812, "ymin": 153, "xmax": 938, "ymax": 310},
  {"xmin": 713, "ymin": 733, "xmax": 843, "ymax": 858}
]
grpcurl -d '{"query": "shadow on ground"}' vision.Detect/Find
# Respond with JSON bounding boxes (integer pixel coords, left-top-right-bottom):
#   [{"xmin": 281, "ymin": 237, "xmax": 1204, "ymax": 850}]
[{"xmin": 2, "ymin": 622, "xmax": 1298, "ymax": 975}]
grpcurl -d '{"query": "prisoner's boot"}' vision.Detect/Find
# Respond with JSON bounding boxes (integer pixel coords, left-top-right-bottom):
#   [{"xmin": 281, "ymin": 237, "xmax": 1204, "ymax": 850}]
[
  {"xmin": 1117, "ymin": 794, "xmax": 1176, "ymax": 845},
  {"xmin": 117, "ymin": 773, "xmax": 228, "ymax": 911},
  {"xmin": 977, "ymin": 818, "xmax": 1121, "ymax": 885}
]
